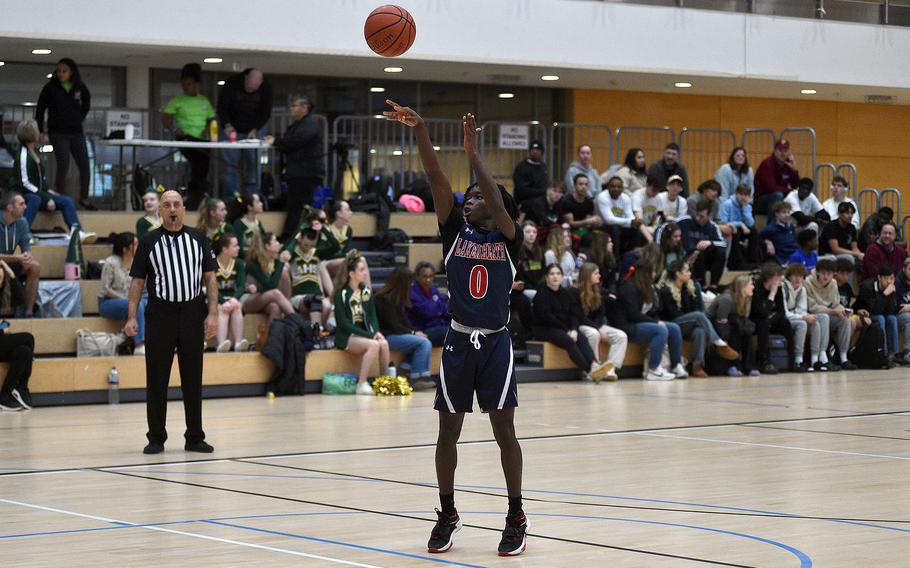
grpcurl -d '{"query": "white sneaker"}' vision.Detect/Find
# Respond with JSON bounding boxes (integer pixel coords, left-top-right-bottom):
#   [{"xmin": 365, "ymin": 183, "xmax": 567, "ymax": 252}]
[
  {"xmin": 216, "ymin": 340, "xmax": 232, "ymax": 353},
  {"xmin": 646, "ymin": 367, "xmax": 675, "ymax": 381},
  {"xmin": 356, "ymin": 382, "xmax": 374, "ymax": 396},
  {"xmin": 133, "ymin": 344, "xmax": 145, "ymax": 356},
  {"xmin": 79, "ymin": 231, "xmax": 98, "ymax": 244},
  {"xmin": 673, "ymin": 363, "xmax": 689, "ymax": 378},
  {"xmin": 235, "ymin": 339, "xmax": 249, "ymax": 352},
  {"xmin": 590, "ymin": 360, "xmax": 614, "ymax": 383},
  {"xmin": 604, "ymin": 370, "xmax": 619, "ymax": 382}
]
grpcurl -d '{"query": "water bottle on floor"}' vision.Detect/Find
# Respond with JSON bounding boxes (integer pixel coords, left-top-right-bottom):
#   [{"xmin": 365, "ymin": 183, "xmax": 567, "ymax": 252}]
[
  {"xmin": 108, "ymin": 367, "xmax": 120, "ymax": 405},
  {"xmin": 388, "ymin": 365, "xmax": 397, "ymax": 378}
]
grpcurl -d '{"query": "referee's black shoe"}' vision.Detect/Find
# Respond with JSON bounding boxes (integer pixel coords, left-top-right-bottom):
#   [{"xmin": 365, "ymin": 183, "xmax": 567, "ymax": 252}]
[
  {"xmin": 143, "ymin": 442, "xmax": 164, "ymax": 454},
  {"xmin": 498, "ymin": 512, "xmax": 528, "ymax": 556},
  {"xmin": 427, "ymin": 508, "xmax": 462, "ymax": 553},
  {"xmin": 185, "ymin": 440, "xmax": 214, "ymax": 453}
]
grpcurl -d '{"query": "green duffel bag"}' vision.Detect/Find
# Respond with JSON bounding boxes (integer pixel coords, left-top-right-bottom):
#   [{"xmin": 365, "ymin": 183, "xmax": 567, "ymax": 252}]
[{"xmin": 321, "ymin": 373, "xmax": 358, "ymax": 395}]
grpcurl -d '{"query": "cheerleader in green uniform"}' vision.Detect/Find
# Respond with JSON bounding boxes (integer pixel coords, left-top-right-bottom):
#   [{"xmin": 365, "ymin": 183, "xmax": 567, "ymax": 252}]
[
  {"xmin": 197, "ymin": 196, "xmax": 232, "ymax": 244},
  {"xmin": 284, "ymin": 225, "xmax": 332, "ymax": 327},
  {"xmin": 135, "ymin": 190, "xmax": 162, "ymax": 237},
  {"xmin": 244, "ymin": 231, "xmax": 294, "ymax": 324},
  {"xmin": 321, "ymin": 199, "xmax": 370, "ymax": 293},
  {"xmin": 213, "ymin": 233, "xmax": 250, "ymax": 353},
  {"xmin": 228, "ymin": 192, "xmax": 266, "ymax": 256}
]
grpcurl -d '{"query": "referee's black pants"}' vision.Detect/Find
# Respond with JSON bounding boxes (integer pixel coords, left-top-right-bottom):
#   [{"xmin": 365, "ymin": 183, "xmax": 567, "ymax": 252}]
[{"xmin": 145, "ymin": 298, "xmax": 207, "ymax": 445}]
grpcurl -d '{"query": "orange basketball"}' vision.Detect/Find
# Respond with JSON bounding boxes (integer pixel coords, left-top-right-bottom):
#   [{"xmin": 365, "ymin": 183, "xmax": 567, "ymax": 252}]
[{"xmin": 364, "ymin": 5, "xmax": 416, "ymax": 57}]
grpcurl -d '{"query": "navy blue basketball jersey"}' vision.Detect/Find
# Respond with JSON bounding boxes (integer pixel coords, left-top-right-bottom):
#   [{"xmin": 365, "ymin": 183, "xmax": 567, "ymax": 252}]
[{"xmin": 440, "ymin": 207, "xmax": 520, "ymax": 329}]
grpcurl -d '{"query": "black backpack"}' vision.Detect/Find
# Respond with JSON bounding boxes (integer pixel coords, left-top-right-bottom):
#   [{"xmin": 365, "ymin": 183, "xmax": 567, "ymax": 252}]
[{"xmin": 848, "ymin": 323, "xmax": 889, "ymax": 369}]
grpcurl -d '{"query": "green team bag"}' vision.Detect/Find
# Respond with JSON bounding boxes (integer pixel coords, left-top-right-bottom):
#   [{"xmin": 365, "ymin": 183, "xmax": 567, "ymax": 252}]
[{"xmin": 321, "ymin": 373, "xmax": 358, "ymax": 395}]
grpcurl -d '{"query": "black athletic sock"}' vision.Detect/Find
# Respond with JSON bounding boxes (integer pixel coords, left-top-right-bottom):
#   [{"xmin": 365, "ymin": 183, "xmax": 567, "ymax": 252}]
[
  {"xmin": 440, "ymin": 493, "xmax": 456, "ymax": 516},
  {"xmin": 508, "ymin": 495, "xmax": 523, "ymax": 517}
]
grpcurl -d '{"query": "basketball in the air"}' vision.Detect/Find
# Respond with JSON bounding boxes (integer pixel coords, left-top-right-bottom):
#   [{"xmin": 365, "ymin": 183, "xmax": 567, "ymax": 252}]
[{"xmin": 364, "ymin": 5, "xmax": 416, "ymax": 57}]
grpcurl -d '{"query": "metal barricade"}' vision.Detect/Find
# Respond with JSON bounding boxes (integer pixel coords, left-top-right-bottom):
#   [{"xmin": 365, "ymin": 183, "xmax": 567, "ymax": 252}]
[
  {"xmin": 901, "ymin": 214, "xmax": 910, "ymax": 242},
  {"xmin": 836, "ymin": 163, "xmax": 858, "ymax": 198},
  {"xmin": 478, "ymin": 121, "xmax": 549, "ymax": 194},
  {"xmin": 333, "ymin": 115, "xmax": 406, "ymax": 196},
  {"xmin": 780, "ymin": 127, "xmax": 817, "ymax": 186},
  {"xmin": 740, "ymin": 128, "xmax": 777, "ymax": 161},
  {"xmin": 550, "ymin": 122, "xmax": 614, "ymax": 190},
  {"xmin": 857, "ymin": 188, "xmax": 880, "ymax": 222},
  {"xmin": 678, "ymin": 128, "xmax": 737, "ymax": 189},
  {"xmin": 614, "ymin": 126, "xmax": 674, "ymax": 171},
  {"xmin": 419, "ymin": 118, "xmax": 473, "ymax": 192},
  {"xmin": 814, "ymin": 163, "xmax": 837, "ymax": 203},
  {"xmin": 881, "ymin": 188, "xmax": 902, "ymax": 222}
]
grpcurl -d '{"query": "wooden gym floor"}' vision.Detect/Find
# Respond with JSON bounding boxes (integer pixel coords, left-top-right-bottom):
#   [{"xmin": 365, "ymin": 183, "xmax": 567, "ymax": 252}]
[{"xmin": 2, "ymin": 369, "xmax": 910, "ymax": 567}]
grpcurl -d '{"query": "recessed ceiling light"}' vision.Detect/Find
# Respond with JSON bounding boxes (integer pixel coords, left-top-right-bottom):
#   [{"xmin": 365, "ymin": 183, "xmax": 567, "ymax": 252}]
[
  {"xmin": 498, "ymin": 93, "xmax": 515, "ymax": 99},
  {"xmin": 373, "ymin": 114, "xmax": 385, "ymax": 119},
  {"xmin": 530, "ymin": 120, "xmax": 540, "ymax": 125},
  {"xmin": 46, "ymin": 73, "xmax": 52, "ymax": 79},
  {"xmin": 370, "ymin": 87, "xmax": 385, "ymax": 93},
  {"xmin": 384, "ymin": 67, "xmax": 403, "ymax": 73},
  {"xmin": 40, "ymin": 145, "xmax": 54, "ymax": 153},
  {"xmin": 22, "ymin": 102, "xmax": 36, "ymax": 106},
  {"xmin": 541, "ymin": 75, "xmax": 559, "ymax": 81},
  {"xmin": 217, "ymin": 80, "xmax": 225, "ymax": 86},
  {"xmin": 31, "ymin": 49, "xmax": 52, "ymax": 55},
  {"xmin": 392, "ymin": 150, "xmax": 403, "ymax": 156},
  {"xmin": 801, "ymin": 89, "xmax": 817, "ymax": 95},
  {"xmin": 370, "ymin": 149, "xmax": 377, "ymax": 154},
  {"xmin": 203, "ymin": 57, "xmax": 223, "ymax": 64},
  {"xmin": 674, "ymin": 82, "xmax": 692, "ymax": 88},
  {"xmin": 433, "ymin": 146, "xmax": 441, "ymax": 151},
  {"xmin": 0, "ymin": 62, "xmax": 5, "ymax": 67}
]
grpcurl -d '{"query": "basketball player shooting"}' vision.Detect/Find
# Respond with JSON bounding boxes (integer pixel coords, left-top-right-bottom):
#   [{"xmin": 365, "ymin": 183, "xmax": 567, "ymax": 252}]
[{"xmin": 385, "ymin": 100, "xmax": 528, "ymax": 557}]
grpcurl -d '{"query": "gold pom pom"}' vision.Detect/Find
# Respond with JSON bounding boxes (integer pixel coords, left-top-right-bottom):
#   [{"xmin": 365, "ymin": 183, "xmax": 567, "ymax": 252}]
[{"xmin": 372, "ymin": 375, "xmax": 413, "ymax": 396}]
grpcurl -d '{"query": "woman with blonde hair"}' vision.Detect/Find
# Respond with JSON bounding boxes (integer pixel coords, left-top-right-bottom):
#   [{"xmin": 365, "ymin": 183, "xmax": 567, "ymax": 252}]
[
  {"xmin": 707, "ymin": 274, "xmax": 759, "ymax": 376},
  {"xmin": 544, "ymin": 224, "xmax": 579, "ymax": 286},
  {"xmin": 576, "ymin": 262, "xmax": 628, "ymax": 381},
  {"xmin": 197, "ymin": 196, "xmax": 232, "ymax": 244},
  {"xmin": 243, "ymin": 232, "xmax": 294, "ymax": 324}
]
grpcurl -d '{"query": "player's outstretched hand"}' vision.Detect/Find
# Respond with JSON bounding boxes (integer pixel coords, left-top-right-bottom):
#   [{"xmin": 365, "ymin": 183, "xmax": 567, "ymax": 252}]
[
  {"xmin": 463, "ymin": 113, "xmax": 480, "ymax": 155},
  {"xmin": 384, "ymin": 99, "xmax": 423, "ymax": 128}
]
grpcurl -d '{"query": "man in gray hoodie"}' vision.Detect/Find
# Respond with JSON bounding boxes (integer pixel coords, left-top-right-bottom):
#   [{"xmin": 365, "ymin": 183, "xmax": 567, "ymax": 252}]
[{"xmin": 564, "ymin": 144, "xmax": 600, "ymax": 198}]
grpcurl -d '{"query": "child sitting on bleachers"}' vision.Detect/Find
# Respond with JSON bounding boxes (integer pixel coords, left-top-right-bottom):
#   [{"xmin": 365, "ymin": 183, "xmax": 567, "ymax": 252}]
[
  {"xmin": 135, "ymin": 190, "xmax": 161, "ymax": 237},
  {"xmin": 782, "ymin": 263, "xmax": 822, "ymax": 372},
  {"xmin": 407, "ymin": 261, "xmax": 451, "ymax": 347},
  {"xmin": 788, "ymin": 229, "xmax": 818, "ymax": 272},
  {"xmin": 228, "ymin": 192, "xmax": 266, "ymax": 256},
  {"xmin": 244, "ymin": 232, "xmax": 294, "ymax": 324},
  {"xmin": 198, "ymin": 196, "xmax": 232, "ymax": 245},
  {"xmin": 213, "ymin": 233, "xmax": 250, "ymax": 353}
]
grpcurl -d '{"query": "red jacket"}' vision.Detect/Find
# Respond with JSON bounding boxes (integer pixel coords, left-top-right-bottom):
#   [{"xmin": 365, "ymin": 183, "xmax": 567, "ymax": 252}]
[
  {"xmin": 754, "ymin": 155, "xmax": 799, "ymax": 198},
  {"xmin": 860, "ymin": 241, "xmax": 908, "ymax": 282}
]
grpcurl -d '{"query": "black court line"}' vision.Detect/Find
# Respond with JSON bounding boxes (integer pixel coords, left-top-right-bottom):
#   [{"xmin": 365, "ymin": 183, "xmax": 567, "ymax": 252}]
[
  {"xmin": 98, "ymin": 469, "xmax": 753, "ymax": 567},
  {"xmin": 238, "ymin": 459, "xmax": 910, "ymax": 525},
  {"xmin": 5, "ymin": 407, "xmax": 910, "ymax": 478},
  {"xmin": 742, "ymin": 424, "xmax": 910, "ymax": 442}
]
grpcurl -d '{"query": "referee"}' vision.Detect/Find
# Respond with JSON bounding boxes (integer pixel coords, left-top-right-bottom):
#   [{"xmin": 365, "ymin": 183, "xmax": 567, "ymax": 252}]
[{"xmin": 125, "ymin": 190, "xmax": 218, "ymax": 455}]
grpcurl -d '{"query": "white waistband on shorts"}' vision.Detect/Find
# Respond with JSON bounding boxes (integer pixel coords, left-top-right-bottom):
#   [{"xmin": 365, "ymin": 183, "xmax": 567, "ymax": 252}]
[{"xmin": 449, "ymin": 319, "xmax": 506, "ymax": 336}]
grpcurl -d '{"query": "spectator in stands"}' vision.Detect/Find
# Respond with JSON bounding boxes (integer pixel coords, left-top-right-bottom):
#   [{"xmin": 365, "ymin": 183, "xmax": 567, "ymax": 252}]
[
  {"xmin": 658, "ymin": 260, "xmax": 739, "ymax": 376},
  {"xmin": 861, "ymin": 223, "xmax": 906, "ymax": 283},
  {"xmin": 834, "ymin": 257, "xmax": 870, "ymax": 338},
  {"xmin": 630, "ymin": 174, "xmax": 662, "ymax": 243},
  {"xmin": 754, "ymin": 139, "xmax": 799, "ymax": 214},
  {"xmin": 678, "ymin": 199, "xmax": 727, "ymax": 288},
  {"xmin": 894, "ymin": 258, "xmax": 910, "ymax": 364},
  {"xmin": 212, "ymin": 233, "xmax": 250, "ymax": 353},
  {"xmin": 515, "ymin": 222, "xmax": 545, "ymax": 299},
  {"xmin": 283, "ymin": 225, "xmax": 331, "ymax": 329},
  {"xmin": 806, "ymin": 258, "xmax": 857, "ymax": 371},
  {"xmin": 334, "ymin": 251, "xmax": 391, "ymax": 395},
  {"xmin": 785, "ymin": 178, "xmax": 824, "ymax": 235},
  {"xmin": 136, "ymin": 190, "xmax": 162, "ymax": 237},
  {"xmin": 269, "ymin": 94, "xmax": 325, "ymax": 241},
  {"xmin": 656, "ymin": 174, "xmax": 688, "ymax": 222},
  {"xmin": 819, "ymin": 201, "xmax": 862, "ymax": 264},
  {"xmin": 596, "ymin": 175, "xmax": 642, "ymax": 254},
  {"xmin": 244, "ymin": 232, "xmax": 294, "ymax": 324},
  {"xmin": 318, "ymin": 199, "xmax": 371, "ymax": 291},
  {"xmin": 788, "ymin": 229, "xmax": 818, "ymax": 272},
  {"xmin": 217, "ymin": 67, "xmax": 273, "ymax": 195},
  {"xmin": 708, "ymin": 274, "xmax": 758, "ymax": 376},
  {"xmin": 35, "ymin": 57, "xmax": 94, "ymax": 210},
  {"xmin": 618, "ymin": 242, "xmax": 661, "ymax": 288},
  {"xmin": 657, "ymin": 222, "xmax": 694, "ymax": 272},
  {"xmin": 859, "ymin": 207, "xmax": 893, "ymax": 252},
  {"xmin": 228, "ymin": 192, "xmax": 266, "ymax": 256},
  {"xmin": 576, "ymin": 262, "xmax": 627, "ymax": 381},
  {"xmin": 855, "ymin": 265, "xmax": 900, "ymax": 363},
  {"xmin": 761, "ymin": 201, "xmax": 798, "ymax": 265},
  {"xmin": 197, "ymin": 197, "xmax": 232, "ymax": 244},
  {"xmin": 720, "ymin": 184, "xmax": 759, "ymax": 270},
  {"xmin": 99, "ymin": 232, "xmax": 145, "ymax": 355},
  {"xmin": 750, "ymin": 263, "xmax": 795, "ymax": 375},
  {"xmin": 821, "ymin": 176, "xmax": 858, "ymax": 228},
  {"xmin": 611, "ymin": 259, "xmax": 682, "ymax": 381},
  {"xmin": 11, "ymin": 119, "xmax": 97, "ymax": 243},
  {"xmin": 564, "ymin": 144, "xmax": 600, "ymax": 198},
  {"xmin": 715, "ymin": 146, "xmax": 754, "ymax": 201},
  {"xmin": 686, "ymin": 179, "xmax": 722, "ymax": 220},
  {"xmin": 782, "ymin": 263, "xmax": 822, "ymax": 372},
  {"xmin": 0, "ymin": 325, "xmax": 36, "ymax": 411},
  {"xmin": 407, "ymin": 261, "xmax": 451, "ymax": 347},
  {"xmin": 532, "ymin": 264, "xmax": 611, "ymax": 382},
  {"xmin": 162, "ymin": 63, "xmax": 215, "ymax": 209},
  {"xmin": 544, "ymin": 225, "xmax": 579, "ymax": 286},
  {"xmin": 616, "ymin": 148, "xmax": 647, "ymax": 195},
  {"xmin": 647, "ymin": 143, "xmax": 689, "ymax": 197},
  {"xmin": 512, "ymin": 141, "xmax": 548, "ymax": 206},
  {"xmin": 560, "ymin": 174, "xmax": 601, "ymax": 232},
  {"xmin": 0, "ymin": 193, "xmax": 40, "ymax": 318},
  {"xmin": 581, "ymin": 231, "xmax": 617, "ymax": 292},
  {"xmin": 521, "ymin": 181, "xmax": 564, "ymax": 228},
  {"xmin": 375, "ymin": 267, "xmax": 434, "ymax": 389}
]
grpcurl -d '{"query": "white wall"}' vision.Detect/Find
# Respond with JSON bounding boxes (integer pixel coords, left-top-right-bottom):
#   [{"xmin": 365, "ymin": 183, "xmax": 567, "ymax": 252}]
[{"xmin": 2, "ymin": 0, "xmax": 908, "ymax": 90}]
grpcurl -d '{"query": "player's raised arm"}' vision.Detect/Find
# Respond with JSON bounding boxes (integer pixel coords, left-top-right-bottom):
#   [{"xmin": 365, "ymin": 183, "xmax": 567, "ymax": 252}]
[
  {"xmin": 384, "ymin": 99, "xmax": 453, "ymax": 225},
  {"xmin": 463, "ymin": 113, "xmax": 516, "ymax": 241}
]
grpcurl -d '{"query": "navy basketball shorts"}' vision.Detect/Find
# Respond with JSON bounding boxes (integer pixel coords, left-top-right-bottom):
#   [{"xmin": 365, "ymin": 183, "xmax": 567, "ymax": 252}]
[{"xmin": 435, "ymin": 327, "xmax": 518, "ymax": 413}]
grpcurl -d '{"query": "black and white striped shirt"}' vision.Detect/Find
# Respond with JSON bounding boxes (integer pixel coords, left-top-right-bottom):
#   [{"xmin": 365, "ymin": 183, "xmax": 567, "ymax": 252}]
[{"xmin": 131, "ymin": 226, "xmax": 216, "ymax": 303}]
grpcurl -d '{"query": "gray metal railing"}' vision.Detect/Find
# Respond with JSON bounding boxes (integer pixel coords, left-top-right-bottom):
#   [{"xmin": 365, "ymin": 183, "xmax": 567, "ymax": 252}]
[{"xmin": 678, "ymin": 128, "xmax": 738, "ymax": 193}]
